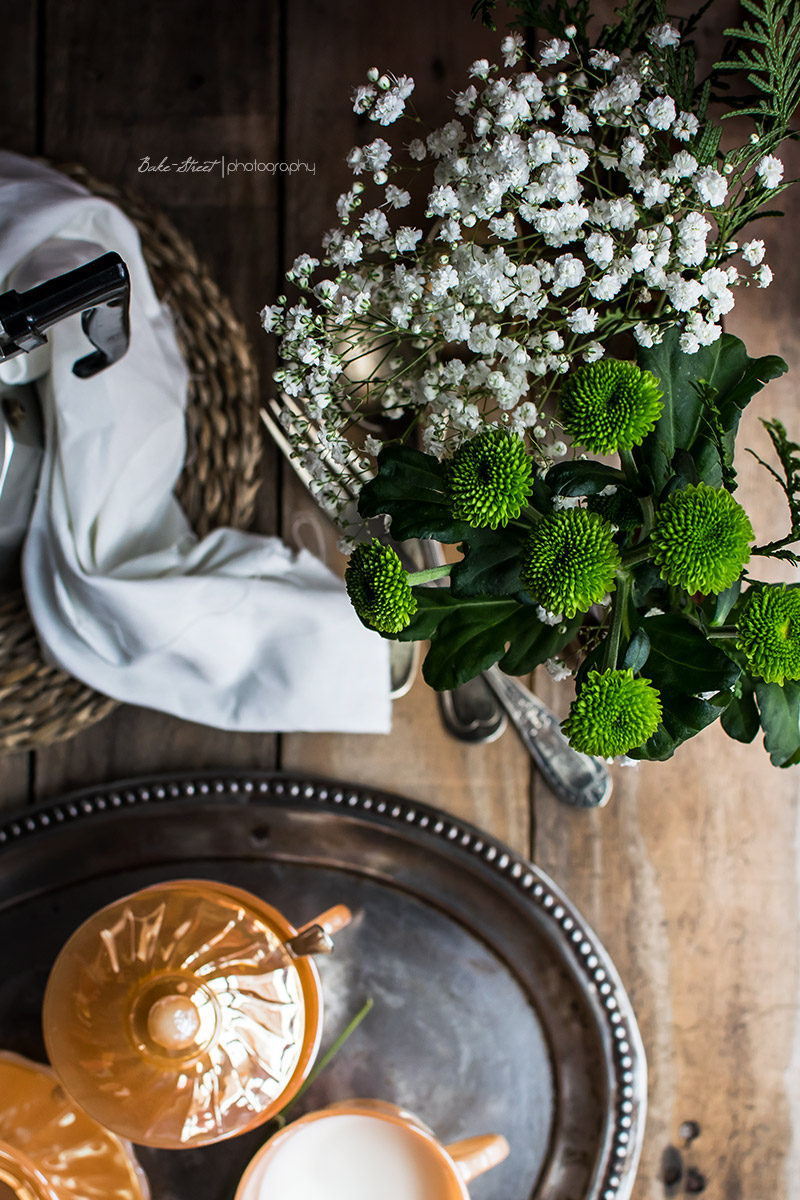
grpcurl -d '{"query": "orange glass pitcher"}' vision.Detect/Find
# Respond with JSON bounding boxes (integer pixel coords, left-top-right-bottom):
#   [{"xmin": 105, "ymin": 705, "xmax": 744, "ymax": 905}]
[
  {"xmin": 0, "ymin": 1051, "xmax": 149, "ymax": 1200},
  {"xmin": 42, "ymin": 880, "xmax": 351, "ymax": 1148}
]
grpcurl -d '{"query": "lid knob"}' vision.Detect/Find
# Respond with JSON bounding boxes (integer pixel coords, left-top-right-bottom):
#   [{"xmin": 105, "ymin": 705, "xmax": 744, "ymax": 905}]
[{"xmin": 146, "ymin": 995, "xmax": 202, "ymax": 1052}]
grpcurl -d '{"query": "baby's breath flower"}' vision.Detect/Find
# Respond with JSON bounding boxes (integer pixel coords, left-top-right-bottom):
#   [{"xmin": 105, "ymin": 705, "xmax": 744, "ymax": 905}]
[
  {"xmin": 742, "ymin": 239, "xmax": 765, "ymax": 265},
  {"xmin": 519, "ymin": 510, "xmax": 620, "ymax": 618},
  {"xmin": 540, "ymin": 38, "xmax": 570, "ymax": 66},
  {"xmin": 647, "ymin": 22, "xmax": 681, "ymax": 49},
  {"xmin": 345, "ymin": 540, "xmax": 417, "ymax": 633},
  {"xmin": 756, "ymin": 154, "xmax": 784, "ymax": 189},
  {"xmin": 563, "ymin": 669, "xmax": 662, "ymax": 757},
  {"xmin": 445, "ymin": 428, "xmax": 533, "ymax": 528},
  {"xmin": 559, "ymin": 359, "xmax": 664, "ymax": 454},
  {"xmin": 737, "ymin": 585, "xmax": 800, "ymax": 684},
  {"xmin": 651, "ymin": 483, "xmax": 753, "ymax": 595}
]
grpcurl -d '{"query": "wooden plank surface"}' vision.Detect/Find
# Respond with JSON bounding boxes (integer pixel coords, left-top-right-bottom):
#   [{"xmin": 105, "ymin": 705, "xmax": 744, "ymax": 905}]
[
  {"xmin": 29, "ymin": 0, "xmax": 284, "ymax": 799},
  {"xmin": 0, "ymin": 1, "xmax": 798, "ymax": 1196}
]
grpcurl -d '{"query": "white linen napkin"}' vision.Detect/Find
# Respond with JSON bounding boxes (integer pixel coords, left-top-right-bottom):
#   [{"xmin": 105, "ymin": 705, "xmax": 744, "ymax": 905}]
[{"xmin": 0, "ymin": 150, "xmax": 391, "ymax": 732}]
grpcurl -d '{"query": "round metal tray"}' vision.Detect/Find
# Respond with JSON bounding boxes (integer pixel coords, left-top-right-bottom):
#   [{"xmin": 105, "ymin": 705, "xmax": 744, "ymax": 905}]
[{"xmin": 0, "ymin": 773, "xmax": 645, "ymax": 1200}]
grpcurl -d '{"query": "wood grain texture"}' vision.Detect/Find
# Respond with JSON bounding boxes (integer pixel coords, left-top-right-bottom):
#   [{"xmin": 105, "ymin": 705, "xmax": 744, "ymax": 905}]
[
  {"xmin": 0, "ymin": 0, "xmax": 39, "ymax": 807},
  {"xmin": 278, "ymin": 0, "xmax": 533, "ymax": 856},
  {"xmin": 30, "ymin": 0, "xmax": 284, "ymax": 798},
  {"xmin": 0, "ymin": 0, "xmax": 798, "ymax": 1194}
]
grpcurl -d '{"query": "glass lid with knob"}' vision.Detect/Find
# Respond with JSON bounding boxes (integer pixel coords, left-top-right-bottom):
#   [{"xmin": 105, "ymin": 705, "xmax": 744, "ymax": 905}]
[{"xmin": 42, "ymin": 880, "xmax": 350, "ymax": 1148}]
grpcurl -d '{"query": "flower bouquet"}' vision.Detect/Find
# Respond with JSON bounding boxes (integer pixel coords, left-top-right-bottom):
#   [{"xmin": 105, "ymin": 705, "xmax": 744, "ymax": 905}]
[{"xmin": 263, "ymin": 0, "xmax": 800, "ymax": 767}]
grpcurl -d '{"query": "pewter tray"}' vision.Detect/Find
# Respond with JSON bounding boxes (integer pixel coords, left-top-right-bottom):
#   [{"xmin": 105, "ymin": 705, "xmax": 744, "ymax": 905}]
[{"xmin": 0, "ymin": 773, "xmax": 645, "ymax": 1200}]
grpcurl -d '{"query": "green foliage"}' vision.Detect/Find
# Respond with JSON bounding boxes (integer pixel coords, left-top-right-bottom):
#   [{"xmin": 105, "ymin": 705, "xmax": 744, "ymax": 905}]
[
  {"xmin": 598, "ymin": 0, "xmax": 664, "ymax": 54},
  {"xmin": 721, "ymin": 676, "xmax": 760, "ymax": 743},
  {"xmin": 397, "ymin": 589, "xmax": 580, "ymax": 689},
  {"xmin": 546, "ymin": 460, "xmax": 627, "ymax": 497},
  {"xmin": 358, "ymin": 446, "xmax": 476, "ymax": 543},
  {"xmin": 635, "ymin": 328, "xmax": 787, "ymax": 494},
  {"xmin": 749, "ymin": 419, "xmax": 800, "ymax": 557},
  {"xmin": 754, "ymin": 678, "xmax": 800, "ymax": 766},
  {"xmin": 450, "ymin": 524, "xmax": 529, "ymax": 599},
  {"xmin": 470, "ymin": 0, "xmax": 497, "ymax": 28},
  {"xmin": 625, "ymin": 615, "xmax": 740, "ymax": 761},
  {"xmin": 716, "ymin": 0, "xmax": 800, "ymax": 139}
]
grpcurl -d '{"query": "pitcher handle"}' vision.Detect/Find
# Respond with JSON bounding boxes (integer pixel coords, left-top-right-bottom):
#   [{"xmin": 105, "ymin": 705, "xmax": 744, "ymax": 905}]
[{"xmin": 444, "ymin": 1134, "xmax": 510, "ymax": 1183}]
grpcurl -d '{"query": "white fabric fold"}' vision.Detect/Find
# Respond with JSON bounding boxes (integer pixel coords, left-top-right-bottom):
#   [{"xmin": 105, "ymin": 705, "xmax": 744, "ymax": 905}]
[{"xmin": 0, "ymin": 151, "xmax": 391, "ymax": 732}]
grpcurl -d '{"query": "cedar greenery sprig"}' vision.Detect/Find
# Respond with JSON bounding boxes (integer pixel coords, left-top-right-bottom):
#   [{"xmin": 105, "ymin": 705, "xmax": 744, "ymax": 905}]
[
  {"xmin": 716, "ymin": 0, "xmax": 800, "ymax": 145},
  {"xmin": 749, "ymin": 418, "xmax": 800, "ymax": 563}
]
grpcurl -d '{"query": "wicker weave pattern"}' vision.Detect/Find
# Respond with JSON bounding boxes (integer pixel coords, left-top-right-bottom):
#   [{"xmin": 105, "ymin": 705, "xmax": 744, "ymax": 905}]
[{"xmin": 0, "ymin": 164, "xmax": 262, "ymax": 751}]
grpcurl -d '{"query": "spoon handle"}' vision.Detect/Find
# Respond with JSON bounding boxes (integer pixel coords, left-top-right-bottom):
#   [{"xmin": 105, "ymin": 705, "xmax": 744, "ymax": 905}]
[{"xmin": 483, "ymin": 665, "xmax": 612, "ymax": 808}]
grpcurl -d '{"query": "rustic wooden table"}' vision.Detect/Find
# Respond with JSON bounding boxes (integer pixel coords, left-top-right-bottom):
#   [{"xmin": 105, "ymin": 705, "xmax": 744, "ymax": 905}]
[{"xmin": 1, "ymin": 2, "xmax": 799, "ymax": 1196}]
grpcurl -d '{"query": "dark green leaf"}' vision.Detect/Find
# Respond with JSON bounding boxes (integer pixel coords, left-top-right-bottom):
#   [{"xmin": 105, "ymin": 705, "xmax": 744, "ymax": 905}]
[
  {"xmin": 546, "ymin": 460, "xmax": 625, "ymax": 497},
  {"xmin": 622, "ymin": 628, "xmax": 650, "ymax": 673},
  {"xmin": 450, "ymin": 524, "xmax": 529, "ymax": 599},
  {"xmin": 721, "ymin": 679, "xmax": 760, "ymax": 743},
  {"xmin": 755, "ymin": 678, "xmax": 800, "ymax": 767},
  {"xmin": 635, "ymin": 328, "xmax": 787, "ymax": 493},
  {"xmin": 706, "ymin": 579, "xmax": 741, "ymax": 626},
  {"xmin": 358, "ymin": 446, "xmax": 475, "ymax": 543},
  {"xmin": 628, "ymin": 690, "xmax": 722, "ymax": 761},
  {"xmin": 499, "ymin": 612, "xmax": 582, "ymax": 676},
  {"xmin": 416, "ymin": 594, "xmax": 577, "ymax": 690},
  {"xmin": 393, "ymin": 587, "xmax": 461, "ymax": 643},
  {"xmin": 639, "ymin": 614, "xmax": 741, "ymax": 694}
]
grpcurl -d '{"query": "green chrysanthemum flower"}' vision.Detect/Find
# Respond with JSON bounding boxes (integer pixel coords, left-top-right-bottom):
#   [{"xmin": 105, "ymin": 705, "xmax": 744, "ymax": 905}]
[
  {"xmin": 559, "ymin": 359, "xmax": 664, "ymax": 454},
  {"xmin": 445, "ymin": 428, "xmax": 534, "ymax": 529},
  {"xmin": 563, "ymin": 669, "xmax": 663, "ymax": 758},
  {"xmin": 519, "ymin": 509, "xmax": 621, "ymax": 618},
  {"xmin": 345, "ymin": 539, "xmax": 417, "ymax": 634},
  {"xmin": 736, "ymin": 585, "xmax": 800, "ymax": 685},
  {"xmin": 650, "ymin": 482, "xmax": 753, "ymax": 595}
]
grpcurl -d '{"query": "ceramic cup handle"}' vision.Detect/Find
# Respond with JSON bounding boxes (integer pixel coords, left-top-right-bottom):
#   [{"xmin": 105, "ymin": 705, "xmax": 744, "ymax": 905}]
[
  {"xmin": 301, "ymin": 904, "xmax": 352, "ymax": 937},
  {"xmin": 445, "ymin": 1134, "xmax": 510, "ymax": 1183}
]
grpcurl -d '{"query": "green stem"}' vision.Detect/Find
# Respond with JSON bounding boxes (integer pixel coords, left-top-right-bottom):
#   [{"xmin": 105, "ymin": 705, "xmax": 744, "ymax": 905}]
[
  {"xmin": 618, "ymin": 447, "xmax": 638, "ymax": 482},
  {"xmin": 281, "ymin": 997, "xmax": 374, "ymax": 1117},
  {"xmin": 408, "ymin": 564, "xmax": 452, "ymax": 585},
  {"xmin": 602, "ymin": 573, "xmax": 631, "ymax": 673},
  {"xmin": 705, "ymin": 625, "xmax": 738, "ymax": 640},
  {"xmin": 620, "ymin": 539, "xmax": 652, "ymax": 569},
  {"xmin": 618, "ymin": 447, "xmax": 656, "ymax": 536}
]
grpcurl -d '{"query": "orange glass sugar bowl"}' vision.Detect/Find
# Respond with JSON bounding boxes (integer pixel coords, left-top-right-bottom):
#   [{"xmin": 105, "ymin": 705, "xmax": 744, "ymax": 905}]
[
  {"xmin": 0, "ymin": 1051, "xmax": 149, "ymax": 1200},
  {"xmin": 42, "ymin": 879, "xmax": 351, "ymax": 1149}
]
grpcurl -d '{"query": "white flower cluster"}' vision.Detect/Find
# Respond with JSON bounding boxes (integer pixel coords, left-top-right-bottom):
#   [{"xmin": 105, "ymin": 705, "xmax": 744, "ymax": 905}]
[{"xmin": 264, "ymin": 32, "xmax": 784, "ymax": 513}]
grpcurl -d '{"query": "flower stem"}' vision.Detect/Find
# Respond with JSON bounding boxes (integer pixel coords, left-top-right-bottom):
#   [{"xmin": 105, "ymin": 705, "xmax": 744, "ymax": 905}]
[
  {"xmin": 408, "ymin": 564, "xmax": 452, "ymax": 585},
  {"xmin": 602, "ymin": 573, "xmax": 632, "ymax": 672},
  {"xmin": 280, "ymin": 997, "xmax": 374, "ymax": 1118},
  {"xmin": 705, "ymin": 625, "xmax": 737, "ymax": 639},
  {"xmin": 620, "ymin": 540, "xmax": 652, "ymax": 569}
]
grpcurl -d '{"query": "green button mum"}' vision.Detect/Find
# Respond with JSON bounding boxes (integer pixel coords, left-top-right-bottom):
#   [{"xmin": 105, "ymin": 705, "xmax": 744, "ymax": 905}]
[
  {"xmin": 445, "ymin": 428, "xmax": 534, "ymax": 529},
  {"xmin": 345, "ymin": 539, "xmax": 417, "ymax": 634},
  {"xmin": 737, "ymin": 584, "xmax": 800, "ymax": 685},
  {"xmin": 563, "ymin": 669, "xmax": 663, "ymax": 758},
  {"xmin": 519, "ymin": 509, "xmax": 620, "ymax": 618},
  {"xmin": 559, "ymin": 359, "xmax": 664, "ymax": 455},
  {"xmin": 650, "ymin": 482, "xmax": 753, "ymax": 595}
]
